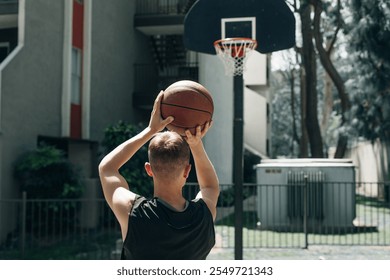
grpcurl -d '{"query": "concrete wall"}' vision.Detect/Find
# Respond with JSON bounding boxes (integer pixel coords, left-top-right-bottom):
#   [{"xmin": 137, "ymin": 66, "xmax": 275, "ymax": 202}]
[
  {"xmin": 0, "ymin": 0, "xmax": 152, "ymax": 242},
  {"xmin": 343, "ymin": 140, "xmax": 389, "ymax": 198},
  {"xmin": 1, "ymin": 0, "xmax": 64, "ymax": 199},
  {"xmin": 89, "ymin": 0, "xmax": 152, "ymax": 142},
  {"xmin": 0, "ymin": 0, "xmax": 64, "ymax": 242},
  {"xmin": 0, "ymin": 0, "xmax": 153, "ymax": 198}
]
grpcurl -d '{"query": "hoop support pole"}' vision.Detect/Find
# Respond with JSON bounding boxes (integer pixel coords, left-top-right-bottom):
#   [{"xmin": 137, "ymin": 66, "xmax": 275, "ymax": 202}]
[{"xmin": 233, "ymin": 74, "xmax": 244, "ymax": 260}]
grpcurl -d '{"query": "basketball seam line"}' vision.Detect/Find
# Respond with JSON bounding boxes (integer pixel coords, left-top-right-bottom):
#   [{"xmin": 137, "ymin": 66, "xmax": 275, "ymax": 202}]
[
  {"xmin": 188, "ymin": 86, "xmax": 214, "ymax": 107},
  {"xmin": 168, "ymin": 123, "xmax": 204, "ymax": 129},
  {"xmin": 185, "ymin": 85, "xmax": 214, "ymax": 104},
  {"xmin": 161, "ymin": 103, "xmax": 213, "ymax": 116},
  {"xmin": 169, "ymin": 85, "xmax": 214, "ymax": 105}
]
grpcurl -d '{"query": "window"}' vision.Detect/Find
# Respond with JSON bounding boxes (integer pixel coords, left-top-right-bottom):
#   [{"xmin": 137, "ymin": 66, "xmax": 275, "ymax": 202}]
[
  {"xmin": 0, "ymin": 42, "xmax": 10, "ymax": 63},
  {"xmin": 71, "ymin": 47, "xmax": 82, "ymax": 105}
]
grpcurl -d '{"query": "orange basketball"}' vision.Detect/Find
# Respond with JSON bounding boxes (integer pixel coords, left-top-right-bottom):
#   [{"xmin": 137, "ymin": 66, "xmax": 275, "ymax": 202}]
[{"xmin": 160, "ymin": 80, "xmax": 214, "ymax": 136}]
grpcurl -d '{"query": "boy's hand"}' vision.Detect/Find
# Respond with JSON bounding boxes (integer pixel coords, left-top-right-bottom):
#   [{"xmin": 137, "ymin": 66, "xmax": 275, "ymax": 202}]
[
  {"xmin": 149, "ymin": 91, "xmax": 174, "ymax": 133},
  {"xmin": 184, "ymin": 121, "xmax": 212, "ymax": 147}
]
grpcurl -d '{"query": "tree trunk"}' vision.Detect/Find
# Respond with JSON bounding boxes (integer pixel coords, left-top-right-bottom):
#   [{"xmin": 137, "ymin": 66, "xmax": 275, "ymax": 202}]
[
  {"xmin": 312, "ymin": 0, "xmax": 350, "ymax": 158},
  {"xmin": 321, "ymin": 57, "xmax": 333, "ymax": 138},
  {"xmin": 290, "ymin": 69, "xmax": 300, "ymax": 155},
  {"xmin": 334, "ymin": 134, "xmax": 348, "ymax": 159},
  {"xmin": 300, "ymin": 2, "xmax": 324, "ymax": 158},
  {"xmin": 299, "ymin": 57, "xmax": 309, "ymax": 158}
]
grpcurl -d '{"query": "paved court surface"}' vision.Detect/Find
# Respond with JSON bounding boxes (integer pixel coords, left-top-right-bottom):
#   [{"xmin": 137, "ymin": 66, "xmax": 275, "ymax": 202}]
[{"xmin": 207, "ymin": 246, "xmax": 390, "ymax": 260}]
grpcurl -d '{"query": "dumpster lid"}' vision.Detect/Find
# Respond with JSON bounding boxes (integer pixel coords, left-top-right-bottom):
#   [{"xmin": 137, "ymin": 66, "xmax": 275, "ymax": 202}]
[{"xmin": 255, "ymin": 158, "xmax": 355, "ymax": 168}]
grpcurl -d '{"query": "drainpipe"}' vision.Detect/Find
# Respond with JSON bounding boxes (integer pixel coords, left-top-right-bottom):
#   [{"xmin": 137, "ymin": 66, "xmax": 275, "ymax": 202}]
[
  {"xmin": 82, "ymin": 0, "xmax": 92, "ymax": 139},
  {"xmin": 61, "ymin": 0, "xmax": 73, "ymax": 137}
]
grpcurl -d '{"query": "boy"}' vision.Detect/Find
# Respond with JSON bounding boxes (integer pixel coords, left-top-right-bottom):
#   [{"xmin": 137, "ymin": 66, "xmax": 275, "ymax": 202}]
[{"xmin": 99, "ymin": 91, "xmax": 220, "ymax": 259}]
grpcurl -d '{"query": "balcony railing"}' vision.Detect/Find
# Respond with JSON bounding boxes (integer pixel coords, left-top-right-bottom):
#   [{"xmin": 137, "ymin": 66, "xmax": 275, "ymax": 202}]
[
  {"xmin": 136, "ymin": 0, "xmax": 195, "ymax": 16},
  {"xmin": 0, "ymin": 0, "xmax": 18, "ymax": 15}
]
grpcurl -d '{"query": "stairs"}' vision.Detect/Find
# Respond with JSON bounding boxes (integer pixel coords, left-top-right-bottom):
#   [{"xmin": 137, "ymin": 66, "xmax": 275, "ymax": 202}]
[{"xmin": 150, "ymin": 34, "xmax": 187, "ymax": 70}]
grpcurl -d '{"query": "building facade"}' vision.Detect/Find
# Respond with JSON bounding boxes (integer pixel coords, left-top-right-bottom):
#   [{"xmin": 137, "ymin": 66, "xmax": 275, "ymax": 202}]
[{"xmin": 0, "ymin": 0, "xmax": 270, "ymax": 242}]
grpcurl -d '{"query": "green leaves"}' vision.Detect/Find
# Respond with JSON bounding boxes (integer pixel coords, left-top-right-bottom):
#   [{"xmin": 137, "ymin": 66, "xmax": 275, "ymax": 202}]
[
  {"xmin": 101, "ymin": 121, "xmax": 153, "ymax": 198},
  {"xmin": 346, "ymin": 0, "xmax": 390, "ymax": 141},
  {"xmin": 15, "ymin": 145, "xmax": 64, "ymax": 172},
  {"xmin": 14, "ymin": 145, "xmax": 83, "ymax": 199}
]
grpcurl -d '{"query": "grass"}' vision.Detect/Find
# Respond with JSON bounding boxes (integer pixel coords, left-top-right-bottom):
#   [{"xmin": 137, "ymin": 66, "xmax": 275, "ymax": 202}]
[
  {"xmin": 216, "ymin": 211, "xmax": 258, "ymax": 229},
  {"xmin": 356, "ymin": 194, "xmax": 390, "ymax": 208}
]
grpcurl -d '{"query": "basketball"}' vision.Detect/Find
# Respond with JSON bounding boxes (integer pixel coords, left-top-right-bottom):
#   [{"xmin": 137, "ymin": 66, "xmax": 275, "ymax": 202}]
[{"xmin": 160, "ymin": 80, "xmax": 214, "ymax": 136}]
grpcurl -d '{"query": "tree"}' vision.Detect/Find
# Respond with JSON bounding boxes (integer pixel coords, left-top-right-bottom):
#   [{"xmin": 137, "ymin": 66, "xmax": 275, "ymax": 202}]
[
  {"xmin": 275, "ymin": 0, "xmax": 389, "ymax": 168},
  {"xmin": 300, "ymin": 1, "xmax": 324, "ymax": 158},
  {"xmin": 345, "ymin": 0, "xmax": 390, "ymax": 142},
  {"xmin": 14, "ymin": 145, "xmax": 83, "ymax": 199},
  {"xmin": 311, "ymin": 0, "xmax": 351, "ymax": 158},
  {"xmin": 270, "ymin": 63, "xmax": 301, "ymax": 158},
  {"xmin": 101, "ymin": 121, "xmax": 154, "ymax": 198},
  {"xmin": 284, "ymin": 0, "xmax": 350, "ymax": 158}
]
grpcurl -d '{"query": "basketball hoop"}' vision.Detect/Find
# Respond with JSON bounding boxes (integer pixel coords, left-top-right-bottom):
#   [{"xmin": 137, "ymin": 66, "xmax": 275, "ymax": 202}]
[{"xmin": 214, "ymin": 37, "xmax": 257, "ymax": 76}]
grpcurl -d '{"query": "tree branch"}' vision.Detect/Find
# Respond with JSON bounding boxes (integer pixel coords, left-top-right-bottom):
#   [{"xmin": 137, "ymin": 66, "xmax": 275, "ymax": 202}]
[
  {"xmin": 327, "ymin": 0, "xmax": 342, "ymax": 54},
  {"xmin": 286, "ymin": 0, "xmax": 299, "ymax": 13},
  {"xmin": 312, "ymin": 1, "xmax": 350, "ymax": 116}
]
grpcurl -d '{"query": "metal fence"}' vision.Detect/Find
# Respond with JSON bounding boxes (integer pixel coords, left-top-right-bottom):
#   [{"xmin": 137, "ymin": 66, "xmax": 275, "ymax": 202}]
[
  {"xmin": 215, "ymin": 182, "xmax": 390, "ymax": 249},
  {"xmin": 0, "ymin": 182, "xmax": 389, "ymax": 259},
  {"xmin": 0, "ymin": 192, "xmax": 120, "ymax": 260}
]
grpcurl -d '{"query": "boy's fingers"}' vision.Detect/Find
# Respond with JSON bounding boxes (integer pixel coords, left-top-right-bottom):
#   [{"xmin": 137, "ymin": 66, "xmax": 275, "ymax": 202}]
[
  {"xmin": 185, "ymin": 129, "xmax": 192, "ymax": 139},
  {"xmin": 163, "ymin": 116, "xmax": 174, "ymax": 125},
  {"xmin": 154, "ymin": 91, "xmax": 164, "ymax": 107},
  {"xmin": 196, "ymin": 125, "xmax": 202, "ymax": 136},
  {"xmin": 203, "ymin": 122, "xmax": 209, "ymax": 133}
]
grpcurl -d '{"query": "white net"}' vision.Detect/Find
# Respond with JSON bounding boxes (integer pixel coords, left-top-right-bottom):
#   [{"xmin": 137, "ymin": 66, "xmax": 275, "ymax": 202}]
[{"xmin": 214, "ymin": 38, "xmax": 257, "ymax": 76}]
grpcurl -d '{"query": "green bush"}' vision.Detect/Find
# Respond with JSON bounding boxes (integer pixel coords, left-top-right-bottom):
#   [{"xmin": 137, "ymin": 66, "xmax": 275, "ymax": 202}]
[
  {"xmin": 101, "ymin": 121, "xmax": 153, "ymax": 198},
  {"xmin": 14, "ymin": 144, "xmax": 84, "ymax": 235},
  {"xmin": 14, "ymin": 145, "xmax": 83, "ymax": 199}
]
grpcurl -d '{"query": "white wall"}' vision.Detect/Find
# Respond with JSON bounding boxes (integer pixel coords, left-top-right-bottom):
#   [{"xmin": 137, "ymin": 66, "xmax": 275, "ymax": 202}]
[
  {"xmin": 244, "ymin": 51, "xmax": 269, "ymax": 157},
  {"xmin": 244, "ymin": 51, "xmax": 267, "ymax": 86},
  {"xmin": 199, "ymin": 50, "xmax": 270, "ymax": 184},
  {"xmin": 244, "ymin": 87, "xmax": 267, "ymax": 156},
  {"xmin": 342, "ymin": 140, "xmax": 389, "ymax": 198},
  {"xmin": 199, "ymin": 53, "xmax": 234, "ymax": 184}
]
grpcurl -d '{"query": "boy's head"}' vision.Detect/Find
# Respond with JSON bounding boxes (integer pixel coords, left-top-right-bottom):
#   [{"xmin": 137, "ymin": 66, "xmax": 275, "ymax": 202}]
[{"xmin": 147, "ymin": 131, "xmax": 190, "ymax": 180}]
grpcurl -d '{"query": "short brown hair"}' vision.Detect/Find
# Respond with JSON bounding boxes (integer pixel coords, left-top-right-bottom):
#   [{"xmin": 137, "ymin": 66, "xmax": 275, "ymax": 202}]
[{"xmin": 148, "ymin": 131, "xmax": 190, "ymax": 178}]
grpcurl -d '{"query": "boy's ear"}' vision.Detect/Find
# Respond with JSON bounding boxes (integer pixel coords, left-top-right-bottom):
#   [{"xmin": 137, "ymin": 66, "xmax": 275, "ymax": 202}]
[
  {"xmin": 184, "ymin": 164, "xmax": 192, "ymax": 179},
  {"xmin": 144, "ymin": 162, "xmax": 153, "ymax": 177}
]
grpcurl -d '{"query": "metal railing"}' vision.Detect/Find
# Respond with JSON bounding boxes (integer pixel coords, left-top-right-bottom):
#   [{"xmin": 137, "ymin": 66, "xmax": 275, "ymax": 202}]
[
  {"xmin": 0, "ymin": 182, "xmax": 389, "ymax": 259},
  {"xmin": 136, "ymin": 0, "xmax": 195, "ymax": 16},
  {"xmin": 0, "ymin": 193, "xmax": 120, "ymax": 260},
  {"xmin": 215, "ymin": 182, "xmax": 390, "ymax": 249},
  {"xmin": 134, "ymin": 63, "xmax": 199, "ymax": 91},
  {"xmin": 0, "ymin": 0, "xmax": 18, "ymax": 15}
]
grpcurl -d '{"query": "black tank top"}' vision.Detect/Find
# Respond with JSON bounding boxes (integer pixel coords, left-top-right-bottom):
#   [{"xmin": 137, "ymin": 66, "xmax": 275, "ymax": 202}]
[{"xmin": 121, "ymin": 196, "xmax": 215, "ymax": 260}]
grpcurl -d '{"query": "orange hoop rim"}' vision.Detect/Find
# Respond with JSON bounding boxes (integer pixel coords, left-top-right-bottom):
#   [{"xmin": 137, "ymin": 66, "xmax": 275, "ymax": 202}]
[
  {"xmin": 213, "ymin": 37, "xmax": 258, "ymax": 76},
  {"xmin": 213, "ymin": 37, "xmax": 258, "ymax": 49}
]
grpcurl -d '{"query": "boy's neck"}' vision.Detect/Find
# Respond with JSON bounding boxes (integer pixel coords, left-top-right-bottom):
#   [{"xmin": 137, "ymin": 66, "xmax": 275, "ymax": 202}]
[{"xmin": 154, "ymin": 186, "xmax": 187, "ymax": 211}]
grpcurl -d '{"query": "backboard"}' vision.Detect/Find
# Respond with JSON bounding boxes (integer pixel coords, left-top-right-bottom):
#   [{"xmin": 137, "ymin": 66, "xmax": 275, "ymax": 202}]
[{"xmin": 184, "ymin": 0, "xmax": 296, "ymax": 55}]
